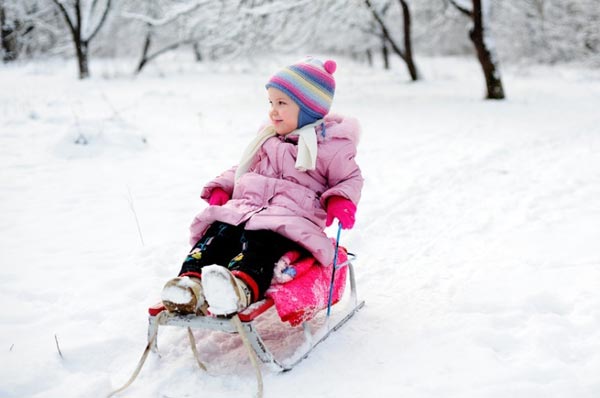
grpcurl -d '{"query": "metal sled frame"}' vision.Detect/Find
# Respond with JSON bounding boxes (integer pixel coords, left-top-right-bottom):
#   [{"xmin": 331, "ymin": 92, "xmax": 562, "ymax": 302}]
[{"xmin": 107, "ymin": 255, "xmax": 364, "ymax": 398}]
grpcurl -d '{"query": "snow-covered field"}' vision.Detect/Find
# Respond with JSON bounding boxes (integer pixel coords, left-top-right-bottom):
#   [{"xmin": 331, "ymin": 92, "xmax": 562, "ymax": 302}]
[{"xmin": 1, "ymin": 56, "xmax": 599, "ymax": 398}]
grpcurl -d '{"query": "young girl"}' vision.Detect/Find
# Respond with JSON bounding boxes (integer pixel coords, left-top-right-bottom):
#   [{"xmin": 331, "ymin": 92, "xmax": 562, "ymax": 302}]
[{"xmin": 161, "ymin": 57, "xmax": 363, "ymax": 316}]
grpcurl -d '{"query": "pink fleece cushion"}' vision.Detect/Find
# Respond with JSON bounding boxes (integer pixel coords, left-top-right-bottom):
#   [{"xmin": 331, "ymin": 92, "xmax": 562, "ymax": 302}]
[{"xmin": 266, "ymin": 246, "xmax": 348, "ymax": 326}]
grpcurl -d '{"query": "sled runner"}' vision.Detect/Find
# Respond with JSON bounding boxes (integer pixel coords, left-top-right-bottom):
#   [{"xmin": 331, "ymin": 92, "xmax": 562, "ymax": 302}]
[{"xmin": 107, "ymin": 246, "xmax": 364, "ymax": 398}]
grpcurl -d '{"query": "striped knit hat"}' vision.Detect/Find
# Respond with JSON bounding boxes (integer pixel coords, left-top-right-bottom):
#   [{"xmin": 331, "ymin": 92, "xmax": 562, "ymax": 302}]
[{"xmin": 266, "ymin": 57, "xmax": 336, "ymax": 128}]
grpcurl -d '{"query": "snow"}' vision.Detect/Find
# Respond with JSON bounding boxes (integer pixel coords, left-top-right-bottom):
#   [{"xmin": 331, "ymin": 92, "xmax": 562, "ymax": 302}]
[
  {"xmin": 1, "ymin": 55, "xmax": 600, "ymax": 398},
  {"xmin": 161, "ymin": 278, "xmax": 194, "ymax": 305},
  {"xmin": 202, "ymin": 265, "xmax": 242, "ymax": 315}
]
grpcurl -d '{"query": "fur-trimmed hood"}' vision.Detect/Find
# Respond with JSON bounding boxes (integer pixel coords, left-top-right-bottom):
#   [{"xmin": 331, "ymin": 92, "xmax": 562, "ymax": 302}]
[{"xmin": 317, "ymin": 113, "xmax": 361, "ymax": 146}]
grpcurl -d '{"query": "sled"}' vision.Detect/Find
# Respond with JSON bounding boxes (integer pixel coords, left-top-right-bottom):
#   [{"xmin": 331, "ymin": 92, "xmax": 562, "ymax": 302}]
[{"xmin": 107, "ymin": 251, "xmax": 364, "ymax": 398}]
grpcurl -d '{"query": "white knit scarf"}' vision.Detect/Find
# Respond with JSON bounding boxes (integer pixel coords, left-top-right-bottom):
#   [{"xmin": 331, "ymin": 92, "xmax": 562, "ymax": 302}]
[{"xmin": 235, "ymin": 119, "xmax": 322, "ymax": 181}]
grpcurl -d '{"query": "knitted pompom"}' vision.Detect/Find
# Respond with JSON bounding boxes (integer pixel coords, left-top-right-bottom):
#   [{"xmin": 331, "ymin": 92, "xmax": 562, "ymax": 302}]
[{"xmin": 323, "ymin": 60, "xmax": 337, "ymax": 74}]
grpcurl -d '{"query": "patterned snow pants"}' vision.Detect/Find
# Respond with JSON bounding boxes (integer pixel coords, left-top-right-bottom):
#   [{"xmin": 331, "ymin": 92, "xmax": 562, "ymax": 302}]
[{"xmin": 178, "ymin": 221, "xmax": 305, "ymax": 300}]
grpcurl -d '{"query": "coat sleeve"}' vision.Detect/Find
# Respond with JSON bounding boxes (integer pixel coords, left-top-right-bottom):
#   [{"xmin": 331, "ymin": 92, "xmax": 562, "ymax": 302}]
[
  {"xmin": 320, "ymin": 140, "xmax": 363, "ymax": 207},
  {"xmin": 200, "ymin": 166, "xmax": 237, "ymax": 201}
]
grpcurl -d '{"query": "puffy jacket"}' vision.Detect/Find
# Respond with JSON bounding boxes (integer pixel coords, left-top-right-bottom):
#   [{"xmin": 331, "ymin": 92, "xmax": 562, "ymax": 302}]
[{"xmin": 190, "ymin": 114, "xmax": 363, "ymax": 265}]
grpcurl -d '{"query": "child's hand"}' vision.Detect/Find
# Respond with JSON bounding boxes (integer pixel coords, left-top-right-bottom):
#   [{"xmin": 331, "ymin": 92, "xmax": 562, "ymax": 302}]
[
  {"xmin": 207, "ymin": 187, "xmax": 230, "ymax": 206},
  {"xmin": 326, "ymin": 196, "xmax": 357, "ymax": 229}
]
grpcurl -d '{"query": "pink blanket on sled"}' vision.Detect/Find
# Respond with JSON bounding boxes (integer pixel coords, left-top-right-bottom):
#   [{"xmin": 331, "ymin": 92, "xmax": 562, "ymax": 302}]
[{"xmin": 265, "ymin": 244, "xmax": 348, "ymax": 327}]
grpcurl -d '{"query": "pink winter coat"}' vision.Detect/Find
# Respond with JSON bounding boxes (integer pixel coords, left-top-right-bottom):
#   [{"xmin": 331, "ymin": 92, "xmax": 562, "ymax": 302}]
[{"xmin": 190, "ymin": 114, "xmax": 363, "ymax": 265}]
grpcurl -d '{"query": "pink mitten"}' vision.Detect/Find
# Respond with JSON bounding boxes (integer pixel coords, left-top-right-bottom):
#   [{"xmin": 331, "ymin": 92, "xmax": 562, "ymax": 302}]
[
  {"xmin": 326, "ymin": 196, "xmax": 357, "ymax": 229},
  {"xmin": 207, "ymin": 187, "xmax": 230, "ymax": 206}
]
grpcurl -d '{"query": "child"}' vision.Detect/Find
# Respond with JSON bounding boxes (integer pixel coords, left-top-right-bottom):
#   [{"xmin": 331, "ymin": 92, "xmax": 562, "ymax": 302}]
[{"xmin": 161, "ymin": 57, "xmax": 363, "ymax": 316}]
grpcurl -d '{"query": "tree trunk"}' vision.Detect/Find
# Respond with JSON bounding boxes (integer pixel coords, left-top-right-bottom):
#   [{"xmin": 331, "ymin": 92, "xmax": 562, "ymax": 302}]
[
  {"xmin": 1, "ymin": 3, "xmax": 18, "ymax": 62},
  {"xmin": 136, "ymin": 28, "xmax": 152, "ymax": 73},
  {"xmin": 366, "ymin": 49, "xmax": 373, "ymax": 67},
  {"xmin": 76, "ymin": 40, "xmax": 90, "ymax": 79},
  {"xmin": 469, "ymin": 0, "xmax": 504, "ymax": 99},
  {"xmin": 51, "ymin": 0, "xmax": 112, "ymax": 79},
  {"xmin": 364, "ymin": 0, "xmax": 419, "ymax": 81},
  {"xmin": 399, "ymin": 0, "xmax": 418, "ymax": 80},
  {"xmin": 193, "ymin": 42, "xmax": 202, "ymax": 62},
  {"xmin": 382, "ymin": 38, "xmax": 390, "ymax": 70}
]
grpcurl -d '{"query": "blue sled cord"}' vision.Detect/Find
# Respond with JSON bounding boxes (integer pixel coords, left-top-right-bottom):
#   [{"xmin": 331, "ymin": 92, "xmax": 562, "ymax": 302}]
[{"xmin": 326, "ymin": 222, "xmax": 343, "ymax": 318}]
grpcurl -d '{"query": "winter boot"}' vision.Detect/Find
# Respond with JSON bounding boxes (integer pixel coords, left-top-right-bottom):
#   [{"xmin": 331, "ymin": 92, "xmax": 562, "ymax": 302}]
[
  {"xmin": 202, "ymin": 264, "xmax": 253, "ymax": 316},
  {"xmin": 161, "ymin": 276, "xmax": 207, "ymax": 315}
]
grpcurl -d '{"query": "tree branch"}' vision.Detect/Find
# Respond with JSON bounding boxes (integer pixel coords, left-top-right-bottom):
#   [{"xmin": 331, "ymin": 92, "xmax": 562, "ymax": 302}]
[
  {"xmin": 448, "ymin": 0, "xmax": 473, "ymax": 17},
  {"xmin": 136, "ymin": 38, "xmax": 198, "ymax": 74},
  {"xmin": 240, "ymin": 0, "xmax": 311, "ymax": 16},
  {"xmin": 364, "ymin": 0, "xmax": 406, "ymax": 62},
  {"xmin": 122, "ymin": 0, "xmax": 209, "ymax": 27},
  {"xmin": 90, "ymin": 0, "xmax": 101, "ymax": 15},
  {"xmin": 50, "ymin": 0, "xmax": 77, "ymax": 39},
  {"xmin": 75, "ymin": 0, "xmax": 82, "ymax": 40},
  {"xmin": 87, "ymin": 0, "xmax": 112, "ymax": 42}
]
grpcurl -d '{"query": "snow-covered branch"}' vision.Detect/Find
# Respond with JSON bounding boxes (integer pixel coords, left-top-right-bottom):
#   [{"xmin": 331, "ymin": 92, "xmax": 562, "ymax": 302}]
[
  {"xmin": 448, "ymin": 0, "xmax": 472, "ymax": 17},
  {"xmin": 121, "ymin": 0, "xmax": 211, "ymax": 27},
  {"xmin": 4, "ymin": 0, "xmax": 598, "ymax": 68},
  {"xmin": 86, "ymin": 0, "xmax": 112, "ymax": 42},
  {"xmin": 239, "ymin": 0, "xmax": 312, "ymax": 16},
  {"xmin": 51, "ymin": 0, "xmax": 77, "ymax": 37}
]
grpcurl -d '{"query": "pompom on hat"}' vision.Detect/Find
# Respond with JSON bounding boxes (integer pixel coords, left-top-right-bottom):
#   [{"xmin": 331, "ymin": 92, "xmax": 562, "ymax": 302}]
[{"xmin": 266, "ymin": 57, "xmax": 337, "ymax": 128}]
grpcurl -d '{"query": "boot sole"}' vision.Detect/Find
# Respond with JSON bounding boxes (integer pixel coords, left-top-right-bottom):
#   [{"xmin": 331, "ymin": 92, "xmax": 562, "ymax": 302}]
[{"xmin": 202, "ymin": 265, "xmax": 243, "ymax": 315}]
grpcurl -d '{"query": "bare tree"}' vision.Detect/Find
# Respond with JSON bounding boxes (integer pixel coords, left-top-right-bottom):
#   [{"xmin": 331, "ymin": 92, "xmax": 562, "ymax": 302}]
[
  {"xmin": 0, "ymin": 0, "xmax": 18, "ymax": 61},
  {"xmin": 364, "ymin": 0, "xmax": 419, "ymax": 80},
  {"xmin": 397, "ymin": 1, "xmax": 417, "ymax": 76},
  {"xmin": 125, "ymin": 0, "xmax": 321, "ymax": 74},
  {"xmin": 358, "ymin": 0, "xmax": 390, "ymax": 69},
  {"xmin": 0, "ymin": 1, "xmax": 64, "ymax": 62},
  {"xmin": 123, "ymin": 0, "xmax": 211, "ymax": 74},
  {"xmin": 1, "ymin": 0, "xmax": 47, "ymax": 62},
  {"xmin": 51, "ymin": 0, "xmax": 112, "ymax": 79},
  {"xmin": 4, "ymin": 0, "xmax": 597, "ymax": 72},
  {"xmin": 494, "ymin": 0, "xmax": 599, "ymax": 65},
  {"xmin": 448, "ymin": 0, "xmax": 504, "ymax": 99}
]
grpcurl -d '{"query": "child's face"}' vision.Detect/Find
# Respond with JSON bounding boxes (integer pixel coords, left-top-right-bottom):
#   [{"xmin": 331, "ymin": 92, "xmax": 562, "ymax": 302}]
[{"xmin": 267, "ymin": 87, "xmax": 299, "ymax": 135}]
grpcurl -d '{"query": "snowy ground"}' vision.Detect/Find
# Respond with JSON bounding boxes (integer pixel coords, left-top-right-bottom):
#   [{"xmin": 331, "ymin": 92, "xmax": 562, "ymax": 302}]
[{"xmin": 1, "ymin": 55, "xmax": 599, "ymax": 398}]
